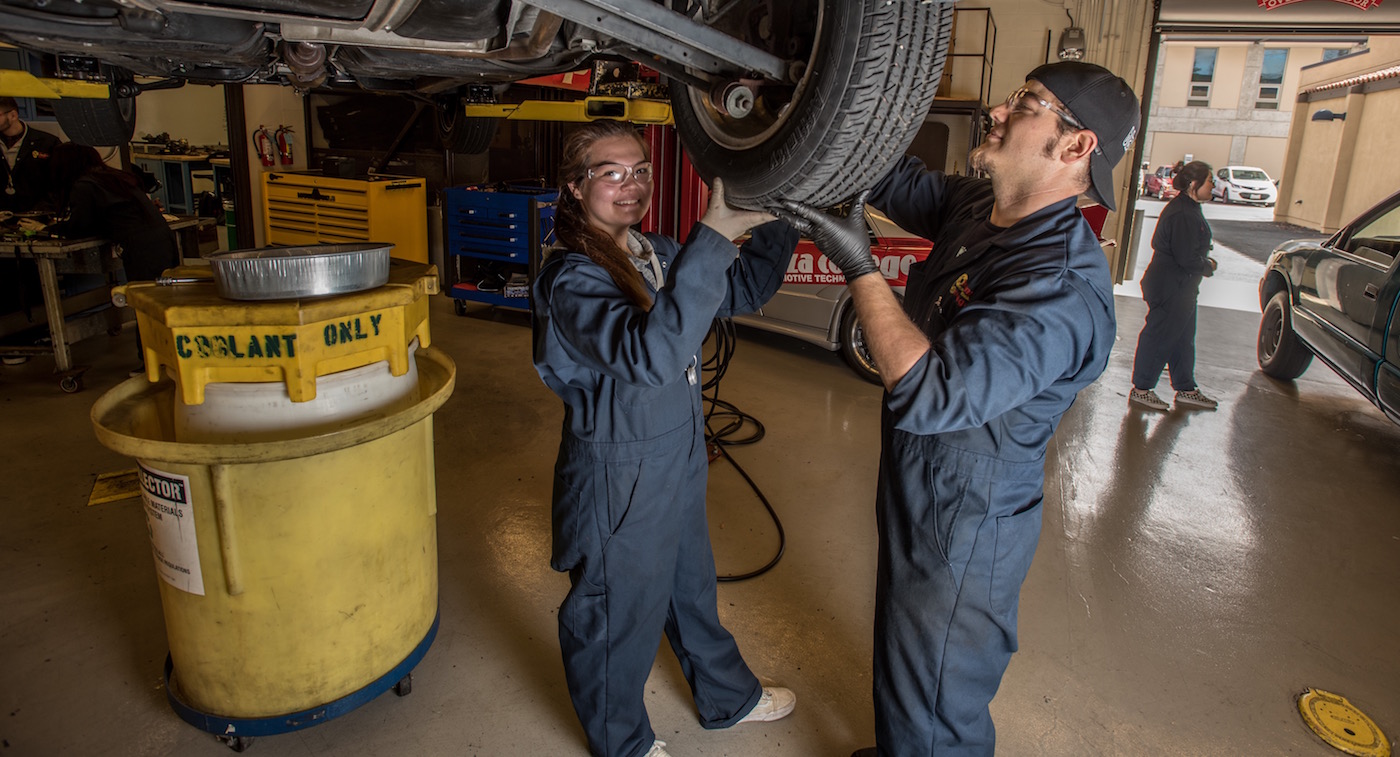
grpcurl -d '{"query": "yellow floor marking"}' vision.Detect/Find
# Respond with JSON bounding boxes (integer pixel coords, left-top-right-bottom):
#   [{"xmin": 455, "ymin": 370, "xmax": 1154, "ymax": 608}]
[{"xmin": 88, "ymin": 470, "xmax": 140, "ymax": 506}]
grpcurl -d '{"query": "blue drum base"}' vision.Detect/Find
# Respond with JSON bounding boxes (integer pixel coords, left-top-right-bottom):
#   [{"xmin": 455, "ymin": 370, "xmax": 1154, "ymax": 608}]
[{"xmin": 163, "ymin": 610, "xmax": 439, "ymax": 740}]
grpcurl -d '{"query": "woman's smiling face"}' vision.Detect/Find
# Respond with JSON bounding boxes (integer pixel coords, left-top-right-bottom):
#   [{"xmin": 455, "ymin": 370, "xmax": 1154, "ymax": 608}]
[{"xmin": 569, "ymin": 134, "xmax": 653, "ymax": 238}]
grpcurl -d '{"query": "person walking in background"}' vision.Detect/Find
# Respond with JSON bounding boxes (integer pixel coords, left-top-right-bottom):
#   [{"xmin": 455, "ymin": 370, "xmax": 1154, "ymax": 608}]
[
  {"xmin": 530, "ymin": 120, "xmax": 799, "ymax": 757},
  {"xmin": 1129, "ymin": 160, "xmax": 1219, "ymax": 411}
]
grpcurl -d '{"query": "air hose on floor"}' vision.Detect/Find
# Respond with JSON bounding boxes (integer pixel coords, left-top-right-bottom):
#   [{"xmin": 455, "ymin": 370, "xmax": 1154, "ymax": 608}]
[{"xmin": 702, "ymin": 318, "xmax": 786, "ymax": 582}]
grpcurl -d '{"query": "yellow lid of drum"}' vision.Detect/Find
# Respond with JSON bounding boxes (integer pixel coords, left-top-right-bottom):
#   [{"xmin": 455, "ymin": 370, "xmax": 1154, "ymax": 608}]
[{"xmin": 116, "ymin": 261, "xmax": 438, "ymax": 405}]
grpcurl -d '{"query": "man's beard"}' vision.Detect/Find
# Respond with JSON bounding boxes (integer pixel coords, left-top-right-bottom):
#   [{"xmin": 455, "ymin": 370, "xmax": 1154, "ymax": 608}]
[
  {"xmin": 969, "ymin": 133, "xmax": 1061, "ymax": 176},
  {"xmin": 969, "ymin": 143, "xmax": 991, "ymax": 175}
]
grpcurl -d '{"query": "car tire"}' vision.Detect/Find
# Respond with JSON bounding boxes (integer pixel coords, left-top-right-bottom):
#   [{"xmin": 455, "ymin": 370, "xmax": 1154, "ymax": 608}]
[
  {"xmin": 435, "ymin": 97, "xmax": 498, "ymax": 154},
  {"xmin": 669, "ymin": 0, "xmax": 952, "ymax": 209},
  {"xmin": 838, "ymin": 303, "xmax": 882, "ymax": 384},
  {"xmin": 1257, "ymin": 290, "xmax": 1313, "ymax": 380},
  {"xmin": 51, "ymin": 95, "xmax": 137, "ymax": 146}
]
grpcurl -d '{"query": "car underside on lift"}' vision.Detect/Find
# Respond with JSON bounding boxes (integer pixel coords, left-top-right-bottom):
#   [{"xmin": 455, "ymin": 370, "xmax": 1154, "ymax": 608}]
[{"xmin": 1, "ymin": 0, "xmax": 954, "ymax": 208}]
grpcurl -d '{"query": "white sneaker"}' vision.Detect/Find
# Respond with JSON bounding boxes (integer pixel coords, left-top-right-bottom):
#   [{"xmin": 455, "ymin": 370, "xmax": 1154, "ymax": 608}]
[
  {"xmin": 1175, "ymin": 389, "xmax": 1219, "ymax": 410},
  {"xmin": 643, "ymin": 740, "xmax": 670, "ymax": 757},
  {"xmin": 737, "ymin": 687, "xmax": 796, "ymax": 724},
  {"xmin": 1129, "ymin": 387, "xmax": 1169, "ymax": 411}
]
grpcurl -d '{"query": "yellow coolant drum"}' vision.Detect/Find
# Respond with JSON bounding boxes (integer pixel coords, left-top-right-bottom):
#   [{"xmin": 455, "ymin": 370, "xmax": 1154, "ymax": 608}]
[{"xmin": 90, "ymin": 260, "xmax": 454, "ymax": 742}]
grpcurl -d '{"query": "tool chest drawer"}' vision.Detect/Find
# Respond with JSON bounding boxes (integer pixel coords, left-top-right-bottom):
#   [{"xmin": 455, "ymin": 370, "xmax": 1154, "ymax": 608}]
[
  {"xmin": 261, "ymin": 171, "xmax": 427, "ymax": 263},
  {"xmin": 443, "ymin": 185, "xmax": 557, "ymax": 311}
]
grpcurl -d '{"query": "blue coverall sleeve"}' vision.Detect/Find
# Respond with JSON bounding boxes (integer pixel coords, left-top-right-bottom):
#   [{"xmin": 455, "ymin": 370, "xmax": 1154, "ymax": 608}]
[
  {"xmin": 867, "ymin": 155, "xmax": 952, "ymax": 241},
  {"xmin": 544, "ymin": 223, "xmax": 769, "ymax": 387},
  {"xmin": 885, "ymin": 269, "xmax": 1101, "ymax": 435},
  {"xmin": 715, "ymin": 219, "xmax": 798, "ymax": 318}
]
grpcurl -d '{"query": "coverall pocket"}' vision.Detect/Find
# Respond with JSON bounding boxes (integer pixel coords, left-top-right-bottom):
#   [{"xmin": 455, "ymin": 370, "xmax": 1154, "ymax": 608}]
[
  {"xmin": 989, "ymin": 500, "xmax": 1044, "ymax": 619},
  {"xmin": 601, "ymin": 457, "xmax": 645, "ymax": 536},
  {"xmin": 550, "ymin": 475, "xmax": 590, "ymax": 572},
  {"xmin": 550, "ymin": 452, "xmax": 608, "ymax": 572},
  {"xmin": 926, "ymin": 465, "xmax": 977, "ymax": 572}
]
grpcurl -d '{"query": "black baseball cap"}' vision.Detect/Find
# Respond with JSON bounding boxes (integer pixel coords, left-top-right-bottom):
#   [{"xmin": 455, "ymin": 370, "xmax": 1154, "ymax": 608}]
[{"xmin": 1027, "ymin": 61, "xmax": 1140, "ymax": 211}]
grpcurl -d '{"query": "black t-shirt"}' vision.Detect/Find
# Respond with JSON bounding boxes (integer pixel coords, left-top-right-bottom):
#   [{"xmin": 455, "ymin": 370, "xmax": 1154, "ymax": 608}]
[{"xmin": 903, "ymin": 219, "xmax": 1007, "ymax": 336}]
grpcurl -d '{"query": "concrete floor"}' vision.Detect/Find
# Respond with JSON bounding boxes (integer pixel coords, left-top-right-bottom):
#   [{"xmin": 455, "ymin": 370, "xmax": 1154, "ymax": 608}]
[{"xmin": 2, "ymin": 288, "xmax": 1399, "ymax": 757}]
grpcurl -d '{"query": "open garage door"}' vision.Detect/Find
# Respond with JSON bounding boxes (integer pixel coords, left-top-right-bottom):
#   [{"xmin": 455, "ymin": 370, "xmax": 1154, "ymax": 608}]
[
  {"xmin": 1117, "ymin": 0, "xmax": 1400, "ymax": 284},
  {"xmin": 1158, "ymin": 0, "xmax": 1400, "ymax": 33}
]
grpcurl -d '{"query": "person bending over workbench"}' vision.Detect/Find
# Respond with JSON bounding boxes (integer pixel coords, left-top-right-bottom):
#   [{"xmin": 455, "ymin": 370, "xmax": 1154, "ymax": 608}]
[{"xmin": 46, "ymin": 142, "xmax": 179, "ymax": 284}]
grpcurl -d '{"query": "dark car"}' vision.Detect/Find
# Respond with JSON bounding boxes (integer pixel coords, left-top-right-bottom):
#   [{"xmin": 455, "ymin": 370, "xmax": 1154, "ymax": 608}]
[
  {"xmin": 0, "ymin": 0, "xmax": 951, "ymax": 209},
  {"xmin": 1142, "ymin": 165, "xmax": 1179, "ymax": 200},
  {"xmin": 1257, "ymin": 190, "xmax": 1400, "ymax": 423}
]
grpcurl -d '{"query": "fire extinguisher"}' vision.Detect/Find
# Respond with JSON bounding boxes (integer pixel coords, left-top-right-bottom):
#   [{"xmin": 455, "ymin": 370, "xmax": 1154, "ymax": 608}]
[
  {"xmin": 253, "ymin": 125, "xmax": 276, "ymax": 167},
  {"xmin": 274, "ymin": 125, "xmax": 294, "ymax": 165}
]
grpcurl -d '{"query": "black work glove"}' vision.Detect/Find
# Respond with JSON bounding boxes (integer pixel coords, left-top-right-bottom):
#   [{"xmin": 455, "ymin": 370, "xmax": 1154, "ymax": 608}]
[{"xmin": 773, "ymin": 190, "xmax": 880, "ymax": 281}]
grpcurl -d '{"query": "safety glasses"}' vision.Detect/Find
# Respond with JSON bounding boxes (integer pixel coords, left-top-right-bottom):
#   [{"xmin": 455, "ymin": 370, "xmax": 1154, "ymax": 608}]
[
  {"xmin": 587, "ymin": 161, "xmax": 655, "ymax": 185},
  {"xmin": 1003, "ymin": 87, "xmax": 1084, "ymax": 130}
]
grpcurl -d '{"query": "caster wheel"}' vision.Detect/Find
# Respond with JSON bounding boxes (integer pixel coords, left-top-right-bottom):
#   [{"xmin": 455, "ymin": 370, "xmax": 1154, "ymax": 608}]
[
  {"xmin": 393, "ymin": 673, "xmax": 413, "ymax": 697},
  {"xmin": 59, "ymin": 376, "xmax": 82, "ymax": 393},
  {"xmin": 218, "ymin": 735, "xmax": 254, "ymax": 752},
  {"xmin": 453, "ymin": 299, "xmax": 467, "ymax": 316}
]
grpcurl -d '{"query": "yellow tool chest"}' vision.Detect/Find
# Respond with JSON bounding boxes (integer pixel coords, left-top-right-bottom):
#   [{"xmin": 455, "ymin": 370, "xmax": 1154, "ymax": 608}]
[{"xmin": 262, "ymin": 171, "xmax": 428, "ymax": 263}]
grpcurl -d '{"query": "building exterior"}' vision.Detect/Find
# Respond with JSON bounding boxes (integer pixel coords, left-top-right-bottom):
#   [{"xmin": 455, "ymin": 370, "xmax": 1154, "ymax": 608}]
[
  {"xmin": 1276, "ymin": 36, "xmax": 1400, "ymax": 233},
  {"xmin": 1142, "ymin": 36, "xmax": 1363, "ymax": 182}
]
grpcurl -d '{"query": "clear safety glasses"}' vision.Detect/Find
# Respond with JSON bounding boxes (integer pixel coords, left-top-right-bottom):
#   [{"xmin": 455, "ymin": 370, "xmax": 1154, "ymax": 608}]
[
  {"xmin": 1003, "ymin": 87, "xmax": 1084, "ymax": 130},
  {"xmin": 587, "ymin": 161, "xmax": 655, "ymax": 185}
]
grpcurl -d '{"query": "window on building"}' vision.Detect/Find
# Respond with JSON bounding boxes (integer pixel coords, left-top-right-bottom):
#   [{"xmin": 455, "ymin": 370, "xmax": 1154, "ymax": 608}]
[
  {"xmin": 1322, "ymin": 48, "xmax": 1350, "ymax": 62},
  {"xmin": 1189, "ymin": 47, "xmax": 1217, "ymax": 107},
  {"xmin": 1256, "ymin": 48, "xmax": 1287, "ymax": 110}
]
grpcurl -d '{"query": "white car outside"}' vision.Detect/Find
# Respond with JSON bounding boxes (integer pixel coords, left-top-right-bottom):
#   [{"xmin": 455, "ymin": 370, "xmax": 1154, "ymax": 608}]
[{"xmin": 1213, "ymin": 165, "xmax": 1278, "ymax": 206}]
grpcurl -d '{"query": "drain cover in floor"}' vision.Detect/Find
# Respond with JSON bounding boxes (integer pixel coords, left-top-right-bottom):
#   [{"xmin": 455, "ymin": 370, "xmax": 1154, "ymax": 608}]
[{"xmin": 1298, "ymin": 688, "xmax": 1391, "ymax": 757}]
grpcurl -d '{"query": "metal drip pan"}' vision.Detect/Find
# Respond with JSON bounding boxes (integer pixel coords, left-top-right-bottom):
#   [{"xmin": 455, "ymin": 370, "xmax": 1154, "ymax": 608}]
[{"xmin": 206, "ymin": 243, "xmax": 393, "ymax": 300}]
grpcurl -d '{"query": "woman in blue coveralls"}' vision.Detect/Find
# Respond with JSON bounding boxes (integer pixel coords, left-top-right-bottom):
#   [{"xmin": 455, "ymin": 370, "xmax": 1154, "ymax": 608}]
[
  {"xmin": 530, "ymin": 120, "xmax": 799, "ymax": 757},
  {"xmin": 1129, "ymin": 160, "xmax": 1219, "ymax": 411}
]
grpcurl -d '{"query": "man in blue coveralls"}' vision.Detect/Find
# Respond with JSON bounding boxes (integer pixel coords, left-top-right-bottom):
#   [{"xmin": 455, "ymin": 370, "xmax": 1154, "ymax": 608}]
[{"xmin": 777, "ymin": 62, "xmax": 1140, "ymax": 756}]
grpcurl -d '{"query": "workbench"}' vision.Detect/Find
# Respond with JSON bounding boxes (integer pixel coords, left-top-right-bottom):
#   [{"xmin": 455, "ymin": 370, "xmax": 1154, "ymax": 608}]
[{"xmin": 0, "ymin": 217, "xmax": 214, "ymax": 392}]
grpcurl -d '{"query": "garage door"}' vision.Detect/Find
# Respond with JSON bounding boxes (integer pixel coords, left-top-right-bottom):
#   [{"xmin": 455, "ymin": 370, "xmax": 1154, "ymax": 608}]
[{"xmin": 1158, "ymin": 0, "xmax": 1400, "ymax": 33}]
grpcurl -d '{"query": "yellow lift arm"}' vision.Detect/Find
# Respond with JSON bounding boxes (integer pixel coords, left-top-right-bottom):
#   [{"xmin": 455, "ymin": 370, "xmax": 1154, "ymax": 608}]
[
  {"xmin": 0, "ymin": 69, "xmax": 111, "ymax": 100},
  {"xmin": 462, "ymin": 95, "xmax": 673, "ymax": 125}
]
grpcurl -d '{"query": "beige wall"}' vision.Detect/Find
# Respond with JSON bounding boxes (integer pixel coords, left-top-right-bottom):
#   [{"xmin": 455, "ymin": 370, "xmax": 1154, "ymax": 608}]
[
  {"xmin": 1338, "ymin": 91, "xmax": 1400, "ymax": 222},
  {"xmin": 1146, "ymin": 132, "xmax": 1232, "ymax": 172},
  {"xmin": 949, "ymin": 0, "xmax": 1152, "ymax": 105},
  {"xmin": 1157, "ymin": 40, "xmax": 1347, "ymax": 112},
  {"xmin": 134, "ymin": 84, "xmax": 229, "ymax": 147},
  {"xmin": 1158, "ymin": 45, "xmax": 1196, "ymax": 107},
  {"xmin": 1277, "ymin": 39, "xmax": 1400, "ymax": 233},
  {"xmin": 1242, "ymin": 136, "xmax": 1285, "ymax": 176},
  {"xmin": 1278, "ymin": 102, "xmax": 1342, "ymax": 229},
  {"xmin": 1211, "ymin": 45, "xmax": 1248, "ymax": 109}
]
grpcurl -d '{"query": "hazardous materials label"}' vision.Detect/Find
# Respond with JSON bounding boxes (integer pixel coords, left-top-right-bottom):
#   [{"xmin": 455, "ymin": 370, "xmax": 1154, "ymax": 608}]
[{"xmin": 138, "ymin": 464, "xmax": 205, "ymax": 596}]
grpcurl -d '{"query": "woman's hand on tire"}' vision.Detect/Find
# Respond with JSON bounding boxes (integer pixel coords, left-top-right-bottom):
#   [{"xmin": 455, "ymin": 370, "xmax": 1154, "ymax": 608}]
[{"xmin": 699, "ymin": 177, "xmax": 776, "ymax": 241}]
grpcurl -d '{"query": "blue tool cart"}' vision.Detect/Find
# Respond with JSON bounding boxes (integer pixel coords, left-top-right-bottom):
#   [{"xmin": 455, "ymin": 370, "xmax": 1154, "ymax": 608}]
[{"xmin": 444, "ymin": 184, "xmax": 558, "ymax": 314}]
